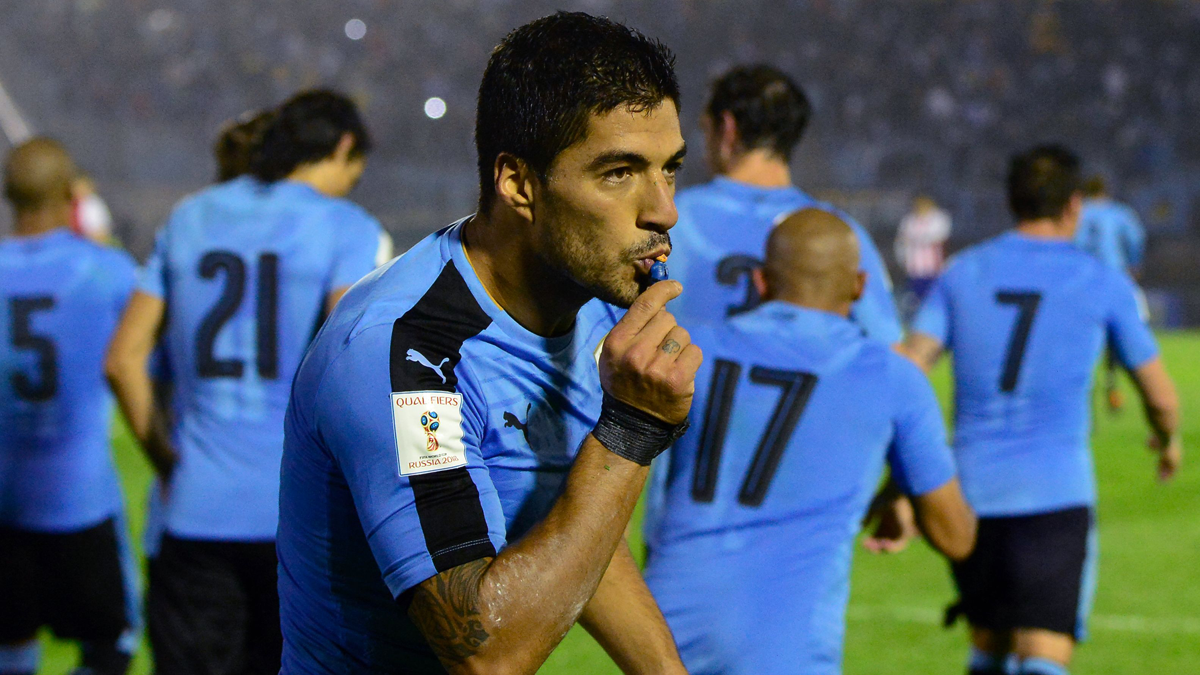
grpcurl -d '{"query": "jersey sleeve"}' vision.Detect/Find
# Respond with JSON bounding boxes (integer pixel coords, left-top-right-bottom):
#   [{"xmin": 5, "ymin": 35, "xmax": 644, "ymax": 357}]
[
  {"xmin": 886, "ymin": 355, "xmax": 957, "ymax": 497},
  {"xmin": 910, "ymin": 272, "xmax": 951, "ymax": 347},
  {"xmin": 848, "ymin": 221, "xmax": 903, "ymax": 344},
  {"xmin": 106, "ymin": 249, "xmax": 139, "ymax": 315},
  {"xmin": 315, "ymin": 325, "xmax": 507, "ymax": 599},
  {"xmin": 1120, "ymin": 207, "xmax": 1146, "ymax": 268},
  {"xmin": 137, "ymin": 227, "xmax": 169, "ymax": 299},
  {"xmin": 331, "ymin": 207, "xmax": 389, "ymax": 290},
  {"xmin": 1105, "ymin": 271, "xmax": 1158, "ymax": 370}
]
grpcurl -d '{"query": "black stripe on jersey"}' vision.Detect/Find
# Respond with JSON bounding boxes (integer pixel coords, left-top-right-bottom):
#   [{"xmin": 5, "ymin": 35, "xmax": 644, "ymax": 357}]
[{"xmin": 390, "ymin": 261, "xmax": 497, "ymax": 572}]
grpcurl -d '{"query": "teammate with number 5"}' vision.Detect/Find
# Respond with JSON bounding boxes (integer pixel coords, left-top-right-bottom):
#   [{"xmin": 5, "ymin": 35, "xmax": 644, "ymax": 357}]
[
  {"xmin": 903, "ymin": 146, "xmax": 1182, "ymax": 675},
  {"xmin": 105, "ymin": 91, "xmax": 390, "ymax": 674},
  {"xmin": 1, "ymin": 139, "xmax": 140, "ymax": 675},
  {"xmin": 643, "ymin": 209, "xmax": 976, "ymax": 675}
]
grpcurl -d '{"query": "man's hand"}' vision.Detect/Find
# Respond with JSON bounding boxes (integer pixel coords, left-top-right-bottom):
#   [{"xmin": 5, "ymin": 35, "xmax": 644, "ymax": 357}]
[
  {"xmin": 862, "ymin": 494, "xmax": 918, "ymax": 555},
  {"xmin": 1149, "ymin": 433, "xmax": 1183, "ymax": 482},
  {"xmin": 600, "ymin": 280, "xmax": 703, "ymax": 425}
]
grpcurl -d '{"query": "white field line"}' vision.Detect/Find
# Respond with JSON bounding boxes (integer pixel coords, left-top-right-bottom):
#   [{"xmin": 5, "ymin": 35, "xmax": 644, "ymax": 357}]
[
  {"xmin": 846, "ymin": 604, "xmax": 1200, "ymax": 636},
  {"xmin": 0, "ymin": 74, "xmax": 32, "ymax": 145}
]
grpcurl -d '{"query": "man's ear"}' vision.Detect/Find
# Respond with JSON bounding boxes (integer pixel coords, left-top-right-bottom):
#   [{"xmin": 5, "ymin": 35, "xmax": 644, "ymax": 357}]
[
  {"xmin": 493, "ymin": 152, "xmax": 536, "ymax": 223},
  {"xmin": 751, "ymin": 266, "xmax": 768, "ymax": 300},
  {"xmin": 719, "ymin": 111, "xmax": 740, "ymax": 157},
  {"xmin": 333, "ymin": 133, "xmax": 356, "ymax": 164},
  {"xmin": 852, "ymin": 271, "xmax": 867, "ymax": 303}
]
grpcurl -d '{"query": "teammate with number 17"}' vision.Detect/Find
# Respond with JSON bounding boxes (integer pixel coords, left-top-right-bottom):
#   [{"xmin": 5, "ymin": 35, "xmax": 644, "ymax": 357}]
[
  {"xmin": 643, "ymin": 208, "xmax": 975, "ymax": 675},
  {"xmin": 105, "ymin": 91, "xmax": 390, "ymax": 674},
  {"xmin": 903, "ymin": 146, "xmax": 1182, "ymax": 675}
]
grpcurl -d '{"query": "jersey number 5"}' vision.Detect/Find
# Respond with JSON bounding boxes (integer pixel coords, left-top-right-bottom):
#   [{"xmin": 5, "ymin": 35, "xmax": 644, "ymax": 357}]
[
  {"xmin": 691, "ymin": 360, "xmax": 819, "ymax": 507},
  {"xmin": 995, "ymin": 291, "xmax": 1042, "ymax": 393},
  {"xmin": 196, "ymin": 251, "xmax": 279, "ymax": 379},
  {"xmin": 8, "ymin": 296, "xmax": 57, "ymax": 401}
]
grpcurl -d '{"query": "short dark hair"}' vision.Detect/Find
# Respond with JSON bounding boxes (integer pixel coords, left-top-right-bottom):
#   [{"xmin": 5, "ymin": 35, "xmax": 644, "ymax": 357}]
[
  {"xmin": 706, "ymin": 65, "xmax": 811, "ymax": 160},
  {"xmin": 475, "ymin": 12, "xmax": 679, "ymax": 209},
  {"xmin": 1082, "ymin": 175, "xmax": 1107, "ymax": 198},
  {"xmin": 1006, "ymin": 145, "xmax": 1082, "ymax": 221},
  {"xmin": 214, "ymin": 109, "xmax": 276, "ymax": 182},
  {"xmin": 251, "ymin": 90, "xmax": 371, "ymax": 183}
]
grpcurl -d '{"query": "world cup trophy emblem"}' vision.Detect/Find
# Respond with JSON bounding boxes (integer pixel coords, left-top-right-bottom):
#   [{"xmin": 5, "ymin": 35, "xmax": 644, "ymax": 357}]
[{"xmin": 419, "ymin": 411, "xmax": 440, "ymax": 452}]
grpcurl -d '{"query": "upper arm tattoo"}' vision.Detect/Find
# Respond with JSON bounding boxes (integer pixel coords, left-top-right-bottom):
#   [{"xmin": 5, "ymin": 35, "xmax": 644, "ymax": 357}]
[{"xmin": 408, "ymin": 557, "xmax": 492, "ymax": 666}]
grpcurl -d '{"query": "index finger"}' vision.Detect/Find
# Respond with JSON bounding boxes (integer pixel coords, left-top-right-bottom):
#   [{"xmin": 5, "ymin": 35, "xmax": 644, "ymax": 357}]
[{"xmin": 612, "ymin": 281, "xmax": 682, "ymax": 337}]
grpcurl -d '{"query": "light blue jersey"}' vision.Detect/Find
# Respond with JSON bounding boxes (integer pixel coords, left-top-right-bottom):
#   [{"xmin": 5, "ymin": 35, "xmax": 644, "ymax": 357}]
[
  {"xmin": 1075, "ymin": 198, "xmax": 1145, "ymax": 272},
  {"xmin": 912, "ymin": 233, "xmax": 1158, "ymax": 517},
  {"xmin": 670, "ymin": 177, "xmax": 902, "ymax": 343},
  {"xmin": 0, "ymin": 229, "xmax": 136, "ymax": 531},
  {"xmin": 277, "ymin": 220, "xmax": 621, "ymax": 673},
  {"xmin": 139, "ymin": 176, "xmax": 385, "ymax": 540},
  {"xmin": 642, "ymin": 302, "xmax": 955, "ymax": 675}
]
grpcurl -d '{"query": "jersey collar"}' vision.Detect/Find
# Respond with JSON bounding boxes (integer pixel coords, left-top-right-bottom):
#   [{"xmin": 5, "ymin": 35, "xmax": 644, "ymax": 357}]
[
  {"xmin": 446, "ymin": 219, "xmax": 580, "ymax": 355},
  {"xmin": 744, "ymin": 300, "xmax": 860, "ymax": 338}
]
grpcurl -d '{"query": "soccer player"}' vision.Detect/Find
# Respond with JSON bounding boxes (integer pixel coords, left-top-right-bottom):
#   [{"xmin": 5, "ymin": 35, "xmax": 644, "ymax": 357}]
[
  {"xmin": 642, "ymin": 208, "xmax": 975, "ymax": 675},
  {"xmin": 214, "ymin": 109, "xmax": 277, "ymax": 183},
  {"xmin": 667, "ymin": 64, "xmax": 901, "ymax": 342},
  {"xmin": 0, "ymin": 138, "xmax": 139, "ymax": 675},
  {"xmin": 904, "ymin": 146, "xmax": 1181, "ymax": 675},
  {"xmin": 1074, "ymin": 175, "xmax": 1147, "ymax": 412},
  {"xmin": 894, "ymin": 195, "xmax": 952, "ymax": 315},
  {"xmin": 277, "ymin": 13, "xmax": 698, "ymax": 674},
  {"xmin": 104, "ymin": 90, "xmax": 389, "ymax": 674}
]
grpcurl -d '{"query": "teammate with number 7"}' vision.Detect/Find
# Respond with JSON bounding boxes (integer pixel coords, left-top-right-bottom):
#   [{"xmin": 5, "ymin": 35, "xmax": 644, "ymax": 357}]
[
  {"xmin": 104, "ymin": 91, "xmax": 390, "ymax": 674},
  {"xmin": 903, "ymin": 145, "xmax": 1182, "ymax": 675}
]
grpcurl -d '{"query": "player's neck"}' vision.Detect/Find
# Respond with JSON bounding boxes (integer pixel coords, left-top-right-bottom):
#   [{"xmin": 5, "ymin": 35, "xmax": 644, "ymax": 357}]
[
  {"xmin": 13, "ymin": 210, "xmax": 68, "ymax": 238},
  {"xmin": 461, "ymin": 212, "xmax": 589, "ymax": 338},
  {"xmin": 286, "ymin": 163, "xmax": 345, "ymax": 198},
  {"xmin": 766, "ymin": 292, "xmax": 852, "ymax": 318},
  {"xmin": 720, "ymin": 150, "xmax": 792, "ymax": 188},
  {"xmin": 1015, "ymin": 218, "xmax": 1073, "ymax": 241}
]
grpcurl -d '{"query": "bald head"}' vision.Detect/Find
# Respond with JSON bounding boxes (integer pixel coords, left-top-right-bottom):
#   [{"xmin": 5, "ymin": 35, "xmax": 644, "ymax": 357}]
[
  {"xmin": 4, "ymin": 137, "xmax": 77, "ymax": 214},
  {"xmin": 758, "ymin": 208, "xmax": 863, "ymax": 315}
]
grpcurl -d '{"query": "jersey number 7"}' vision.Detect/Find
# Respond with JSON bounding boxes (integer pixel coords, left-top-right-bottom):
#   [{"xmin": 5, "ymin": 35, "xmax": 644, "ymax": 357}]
[
  {"xmin": 995, "ymin": 291, "xmax": 1042, "ymax": 393},
  {"xmin": 196, "ymin": 251, "xmax": 279, "ymax": 379},
  {"xmin": 691, "ymin": 359, "xmax": 819, "ymax": 507}
]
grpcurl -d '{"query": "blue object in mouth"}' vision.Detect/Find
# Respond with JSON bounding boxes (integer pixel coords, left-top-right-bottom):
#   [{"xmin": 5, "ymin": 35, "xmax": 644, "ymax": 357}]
[{"xmin": 650, "ymin": 260, "xmax": 669, "ymax": 282}]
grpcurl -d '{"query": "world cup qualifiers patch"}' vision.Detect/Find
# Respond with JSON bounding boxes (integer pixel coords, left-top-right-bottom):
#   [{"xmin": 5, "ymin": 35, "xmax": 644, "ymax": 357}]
[{"xmin": 391, "ymin": 391, "xmax": 467, "ymax": 476}]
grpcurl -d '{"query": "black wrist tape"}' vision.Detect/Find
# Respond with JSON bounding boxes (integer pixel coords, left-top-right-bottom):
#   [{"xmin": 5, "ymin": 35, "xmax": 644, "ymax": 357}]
[{"xmin": 592, "ymin": 393, "xmax": 690, "ymax": 466}]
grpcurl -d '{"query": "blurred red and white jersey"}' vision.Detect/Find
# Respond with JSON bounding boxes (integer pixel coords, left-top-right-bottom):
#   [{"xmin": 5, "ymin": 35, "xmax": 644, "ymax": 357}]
[
  {"xmin": 894, "ymin": 206, "xmax": 951, "ymax": 279},
  {"xmin": 72, "ymin": 192, "xmax": 113, "ymax": 242}
]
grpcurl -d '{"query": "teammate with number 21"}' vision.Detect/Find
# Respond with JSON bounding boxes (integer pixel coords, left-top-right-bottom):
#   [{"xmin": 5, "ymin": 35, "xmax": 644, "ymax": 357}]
[
  {"xmin": 105, "ymin": 91, "xmax": 388, "ymax": 674},
  {"xmin": 903, "ymin": 145, "xmax": 1182, "ymax": 675}
]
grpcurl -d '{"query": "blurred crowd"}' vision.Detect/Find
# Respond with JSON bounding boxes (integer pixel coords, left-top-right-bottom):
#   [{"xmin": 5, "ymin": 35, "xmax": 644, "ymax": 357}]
[{"xmin": 2, "ymin": 0, "xmax": 1199, "ymax": 245}]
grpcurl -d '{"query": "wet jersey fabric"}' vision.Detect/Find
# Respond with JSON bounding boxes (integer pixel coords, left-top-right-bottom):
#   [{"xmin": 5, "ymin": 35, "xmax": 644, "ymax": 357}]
[
  {"xmin": 1075, "ymin": 198, "xmax": 1145, "ymax": 271},
  {"xmin": 668, "ymin": 177, "xmax": 902, "ymax": 343},
  {"xmin": 0, "ymin": 229, "xmax": 136, "ymax": 531},
  {"xmin": 138, "ymin": 177, "xmax": 384, "ymax": 540},
  {"xmin": 912, "ymin": 232, "xmax": 1158, "ymax": 517},
  {"xmin": 277, "ymin": 220, "xmax": 621, "ymax": 673},
  {"xmin": 643, "ymin": 301, "xmax": 955, "ymax": 675}
]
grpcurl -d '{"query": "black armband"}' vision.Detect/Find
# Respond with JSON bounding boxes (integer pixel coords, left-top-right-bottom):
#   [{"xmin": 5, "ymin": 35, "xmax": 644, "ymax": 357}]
[{"xmin": 592, "ymin": 393, "xmax": 689, "ymax": 466}]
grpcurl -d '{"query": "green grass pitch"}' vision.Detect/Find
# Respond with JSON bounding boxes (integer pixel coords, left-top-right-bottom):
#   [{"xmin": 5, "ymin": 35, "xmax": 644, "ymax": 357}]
[{"xmin": 38, "ymin": 333, "xmax": 1200, "ymax": 674}]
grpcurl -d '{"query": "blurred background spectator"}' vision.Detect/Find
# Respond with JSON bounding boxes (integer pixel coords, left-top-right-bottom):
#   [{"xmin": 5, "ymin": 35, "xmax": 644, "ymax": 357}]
[{"xmin": 0, "ymin": 0, "xmax": 1198, "ymax": 320}]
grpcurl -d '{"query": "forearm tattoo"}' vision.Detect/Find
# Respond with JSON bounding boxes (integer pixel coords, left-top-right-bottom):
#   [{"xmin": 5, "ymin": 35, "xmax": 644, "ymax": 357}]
[{"xmin": 408, "ymin": 558, "xmax": 492, "ymax": 665}]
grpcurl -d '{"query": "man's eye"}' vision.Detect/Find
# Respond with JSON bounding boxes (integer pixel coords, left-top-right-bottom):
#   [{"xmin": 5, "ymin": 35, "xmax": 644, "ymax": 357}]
[
  {"xmin": 604, "ymin": 167, "xmax": 632, "ymax": 183},
  {"xmin": 664, "ymin": 163, "xmax": 682, "ymax": 179}
]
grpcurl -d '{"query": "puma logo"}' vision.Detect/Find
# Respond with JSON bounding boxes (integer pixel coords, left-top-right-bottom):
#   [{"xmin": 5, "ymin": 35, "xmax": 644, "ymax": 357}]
[
  {"xmin": 406, "ymin": 349, "xmax": 450, "ymax": 384},
  {"xmin": 503, "ymin": 403, "xmax": 532, "ymax": 445}
]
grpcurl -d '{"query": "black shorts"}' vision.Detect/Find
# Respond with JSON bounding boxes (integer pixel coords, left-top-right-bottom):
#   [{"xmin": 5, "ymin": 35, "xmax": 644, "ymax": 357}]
[
  {"xmin": 147, "ymin": 534, "xmax": 281, "ymax": 675},
  {"xmin": 950, "ymin": 506, "xmax": 1096, "ymax": 639},
  {"xmin": 0, "ymin": 517, "xmax": 133, "ymax": 643}
]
